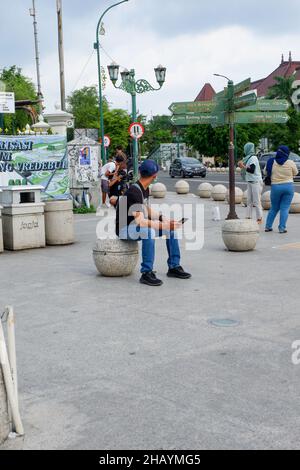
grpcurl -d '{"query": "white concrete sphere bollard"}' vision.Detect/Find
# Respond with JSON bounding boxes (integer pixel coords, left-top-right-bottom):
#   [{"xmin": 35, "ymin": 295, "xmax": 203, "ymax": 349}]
[
  {"xmin": 212, "ymin": 168, "xmax": 216, "ymax": 173},
  {"xmin": 221, "ymin": 167, "xmax": 226, "ymax": 173},
  {"xmin": 226, "ymin": 187, "xmax": 243, "ymax": 205},
  {"xmin": 208, "ymin": 167, "xmax": 212, "ymax": 172},
  {"xmin": 216, "ymin": 167, "xmax": 221, "ymax": 173},
  {"xmin": 226, "ymin": 167, "xmax": 229, "ymax": 173},
  {"xmin": 175, "ymin": 180, "xmax": 190, "ymax": 194},
  {"xmin": 212, "ymin": 184, "xmax": 227, "ymax": 201},
  {"xmin": 44, "ymin": 200, "xmax": 75, "ymax": 246},
  {"xmin": 197, "ymin": 182, "xmax": 213, "ymax": 199},
  {"xmin": 289, "ymin": 192, "xmax": 300, "ymax": 213},
  {"xmin": 236, "ymin": 167, "xmax": 241, "ymax": 174},
  {"xmin": 261, "ymin": 191, "xmax": 271, "ymax": 210},
  {"xmin": 222, "ymin": 219, "xmax": 259, "ymax": 252},
  {"xmin": 243, "ymin": 190, "xmax": 248, "ymax": 207},
  {"xmin": 151, "ymin": 182, "xmax": 167, "ymax": 199},
  {"xmin": 93, "ymin": 239, "xmax": 139, "ymax": 277}
]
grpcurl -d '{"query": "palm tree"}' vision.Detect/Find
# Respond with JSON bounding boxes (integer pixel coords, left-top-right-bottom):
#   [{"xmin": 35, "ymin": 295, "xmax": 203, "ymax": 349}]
[{"xmin": 267, "ymin": 75, "xmax": 296, "ymax": 106}]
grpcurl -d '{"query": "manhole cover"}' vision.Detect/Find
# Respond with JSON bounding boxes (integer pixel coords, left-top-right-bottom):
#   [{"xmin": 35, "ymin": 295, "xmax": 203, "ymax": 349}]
[{"xmin": 208, "ymin": 319, "xmax": 240, "ymax": 328}]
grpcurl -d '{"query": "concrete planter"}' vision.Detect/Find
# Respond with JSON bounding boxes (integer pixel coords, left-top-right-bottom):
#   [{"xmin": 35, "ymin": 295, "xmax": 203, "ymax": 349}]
[
  {"xmin": 226, "ymin": 187, "xmax": 243, "ymax": 205},
  {"xmin": 197, "ymin": 183, "xmax": 213, "ymax": 198},
  {"xmin": 93, "ymin": 238, "xmax": 139, "ymax": 277},
  {"xmin": 0, "ymin": 366, "xmax": 10, "ymax": 444},
  {"xmin": 289, "ymin": 192, "xmax": 300, "ymax": 213},
  {"xmin": 222, "ymin": 219, "xmax": 259, "ymax": 252},
  {"xmin": 175, "ymin": 180, "xmax": 189, "ymax": 194},
  {"xmin": 151, "ymin": 183, "xmax": 167, "ymax": 199},
  {"xmin": 212, "ymin": 184, "xmax": 227, "ymax": 201},
  {"xmin": 262, "ymin": 191, "xmax": 271, "ymax": 210},
  {"xmin": 45, "ymin": 200, "xmax": 75, "ymax": 246}
]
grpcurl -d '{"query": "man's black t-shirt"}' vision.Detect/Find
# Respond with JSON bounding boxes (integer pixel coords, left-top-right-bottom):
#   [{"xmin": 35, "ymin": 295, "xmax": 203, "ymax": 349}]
[{"xmin": 116, "ymin": 181, "xmax": 149, "ymax": 236}]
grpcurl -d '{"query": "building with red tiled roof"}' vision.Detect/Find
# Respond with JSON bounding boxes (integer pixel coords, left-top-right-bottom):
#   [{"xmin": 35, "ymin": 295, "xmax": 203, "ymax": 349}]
[
  {"xmin": 195, "ymin": 83, "xmax": 216, "ymax": 102},
  {"xmin": 195, "ymin": 53, "xmax": 300, "ymax": 101}
]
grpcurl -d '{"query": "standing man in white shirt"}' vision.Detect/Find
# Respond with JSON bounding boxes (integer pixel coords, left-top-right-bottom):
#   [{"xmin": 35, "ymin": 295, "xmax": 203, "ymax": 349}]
[{"xmin": 100, "ymin": 158, "xmax": 116, "ymax": 207}]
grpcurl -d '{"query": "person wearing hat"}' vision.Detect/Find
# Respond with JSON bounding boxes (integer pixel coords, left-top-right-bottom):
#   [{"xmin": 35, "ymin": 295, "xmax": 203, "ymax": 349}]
[
  {"xmin": 117, "ymin": 159, "xmax": 191, "ymax": 286},
  {"xmin": 265, "ymin": 145, "xmax": 298, "ymax": 233}
]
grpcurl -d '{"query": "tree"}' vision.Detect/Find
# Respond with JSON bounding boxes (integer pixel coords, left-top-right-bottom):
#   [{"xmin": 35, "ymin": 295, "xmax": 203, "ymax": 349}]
[
  {"xmin": 267, "ymin": 75, "xmax": 296, "ymax": 105},
  {"xmin": 67, "ymin": 86, "xmax": 102, "ymax": 129},
  {"xmin": 0, "ymin": 66, "xmax": 38, "ymax": 134},
  {"xmin": 67, "ymin": 86, "xmax": 131, "ymax": 152},
  {"xmin": 142, "ymin": 115, "xmax": 173, "ymax": 155}
]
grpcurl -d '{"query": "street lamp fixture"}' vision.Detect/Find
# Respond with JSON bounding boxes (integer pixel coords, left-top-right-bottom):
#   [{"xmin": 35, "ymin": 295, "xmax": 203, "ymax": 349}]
[
  {"xmin": 155, "ymin": 65, "xmax": 167, "ymax": 87},
  {"xmin": 107, "ymin": 64, "xmax": 167, "ymax": 180},
  {"xmin": 107, "ymin": 62, "xmax": 120, "ymax": 84}
]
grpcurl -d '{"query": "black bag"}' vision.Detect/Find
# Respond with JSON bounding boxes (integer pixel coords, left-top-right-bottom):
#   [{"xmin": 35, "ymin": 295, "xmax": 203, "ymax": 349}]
[{"xmin": 264, "ymin": 175, "xmax": 272, "ymax": 186}]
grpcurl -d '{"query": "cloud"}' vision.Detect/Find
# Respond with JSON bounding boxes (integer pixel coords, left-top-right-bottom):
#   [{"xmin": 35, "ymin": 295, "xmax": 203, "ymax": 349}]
[{"xmin": 1, "ymin": 0, "xmax": 300, "ymax": 118}]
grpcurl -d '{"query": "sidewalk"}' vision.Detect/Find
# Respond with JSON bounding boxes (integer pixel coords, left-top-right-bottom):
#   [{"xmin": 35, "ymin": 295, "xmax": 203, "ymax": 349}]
[{"xmin": 1, "ymin": 192, "xmax": 300, "ymax": 450}]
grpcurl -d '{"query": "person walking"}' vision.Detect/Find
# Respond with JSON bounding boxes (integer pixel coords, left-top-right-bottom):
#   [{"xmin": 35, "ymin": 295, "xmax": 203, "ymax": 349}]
[
  {"xmin": 239, "ymin": 142, "xmax": 263, "ymax": 224},
  {"xmin": 265, "ymin": 145, "xmax": 298, "ymax": 233},
  {"xmin": 117, "ymin": 160, "xmax": 191, "ymax": 287}
]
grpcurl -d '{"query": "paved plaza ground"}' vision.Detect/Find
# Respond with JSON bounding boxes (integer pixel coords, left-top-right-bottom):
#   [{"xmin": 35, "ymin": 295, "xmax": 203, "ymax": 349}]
[{"xmin": 1, "ymin": 191, "xmax": 300, "ymax": 450}]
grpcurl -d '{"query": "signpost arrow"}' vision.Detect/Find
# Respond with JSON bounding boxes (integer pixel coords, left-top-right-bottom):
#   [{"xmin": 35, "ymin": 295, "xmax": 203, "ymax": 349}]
[
  {"xmin": 234, "ymin": 92, "xmax": 257, "ymax": 109},
  {"xmin": 237, "ymin": 99, "xmax": 289, "ymax": 112},
  {"xmin": 169, "ymin": 101, "xmax": 214, "ymax": 114},
  {"xmin": 234, "ymin": 112, "xmax": 289, "ymax": 124},
  {"xmin": 171, "ymin": 113, "xmax": 225, "ymax": 126}
]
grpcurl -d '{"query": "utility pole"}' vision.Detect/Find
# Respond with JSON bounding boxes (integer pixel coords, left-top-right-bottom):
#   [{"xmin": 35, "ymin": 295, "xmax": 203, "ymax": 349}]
[
  {"xmin": 29, "ymin": 0, "xmax": 43, "ymax": 110},
  {"xmin": 56, "ymin": 0, "xmax": 66, "ymax": 110}
]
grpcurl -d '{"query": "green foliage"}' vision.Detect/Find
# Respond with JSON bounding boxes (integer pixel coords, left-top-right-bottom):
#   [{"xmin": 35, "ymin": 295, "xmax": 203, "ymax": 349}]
[
  {"xmin": 67, "ymin": 86, "xmax": 102, "ymax": 129},
  {"xmin": 0, "ymin": 66, "xmax": 37, "ymax": 134},
  {"xmin": 142, "ymin": 115, "xmax": 173, "ymax": 154},
  {"xmin": 67, "ymin": 86, "xmax": 131, "ymax": 152},
  {"xmin": 73, "ymin": 204, "xmax": 97, "ymax": 214},
  {"xmin": 267, "ymin": 75, "xmax": 295, "ymax": 105},
  {"xmin": 262, "ymin": 108, "xmax": 300, "ymax": 153}
]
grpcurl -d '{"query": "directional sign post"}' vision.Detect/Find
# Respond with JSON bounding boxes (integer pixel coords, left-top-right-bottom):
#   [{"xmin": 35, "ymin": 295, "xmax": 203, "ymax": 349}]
[{"xmin": 169, "ymin": 76, "xmax": 290, "ymax": 219}]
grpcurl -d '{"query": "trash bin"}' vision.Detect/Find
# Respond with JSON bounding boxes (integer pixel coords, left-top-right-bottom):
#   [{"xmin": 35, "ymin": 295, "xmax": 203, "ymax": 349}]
[
  {"xmin": 44, "ymin": 200, "xmax": 75, "ymax": 245},
  {"xmin": 0, "ymin": 186, "xmax": 46, "ymax": 251}
]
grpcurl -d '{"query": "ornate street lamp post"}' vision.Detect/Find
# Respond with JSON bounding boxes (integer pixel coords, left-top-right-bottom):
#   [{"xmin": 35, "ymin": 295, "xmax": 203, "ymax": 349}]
[
  {"xmin": 94, "ymin": 0, "xmax": 129, "ymax": 164},
  {"xmin": 108, "ymin": 64, "xmax": 167, "ymax": 180}
]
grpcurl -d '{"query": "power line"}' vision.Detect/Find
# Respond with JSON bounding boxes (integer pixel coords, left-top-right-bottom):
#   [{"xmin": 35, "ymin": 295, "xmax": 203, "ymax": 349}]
[{"xmin": 71, "ymin": 49, "xmax": 95, "ymax": 91}]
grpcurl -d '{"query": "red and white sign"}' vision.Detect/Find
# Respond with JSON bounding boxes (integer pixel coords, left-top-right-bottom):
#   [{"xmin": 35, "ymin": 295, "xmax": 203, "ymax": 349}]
[
  {"xmin": 129, "ymin": 122, "xmax": 144, "ymax": 140},
  {"xmin": 100, "ymin": 135, "xmax": 111, "ymax": 147},
  {"xmin": 104, "ymin": 135, "xmax": 111, "ymax": 148}
]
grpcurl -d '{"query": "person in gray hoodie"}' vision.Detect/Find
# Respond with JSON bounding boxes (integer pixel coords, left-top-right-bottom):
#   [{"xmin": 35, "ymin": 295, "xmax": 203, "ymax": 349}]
[{"xmin": 239, "ymin": 142, "xmax": 263, "ymax": 224}]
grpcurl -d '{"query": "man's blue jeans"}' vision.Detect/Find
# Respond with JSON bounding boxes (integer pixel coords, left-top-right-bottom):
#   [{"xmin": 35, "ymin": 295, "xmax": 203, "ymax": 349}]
[
  {"xmin": 119, "ymin": 225, "xmax": 181, "ymax": 273},
  {"xmin": 266, "ymin": 183, "xmax": 294, "ymax": 231}
]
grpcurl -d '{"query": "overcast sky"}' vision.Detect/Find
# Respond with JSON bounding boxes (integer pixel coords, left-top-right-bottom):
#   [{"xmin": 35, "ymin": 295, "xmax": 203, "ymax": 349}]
[{"xmin": 1, "ymin": 0, "xmax": 300, "ymax": 118}]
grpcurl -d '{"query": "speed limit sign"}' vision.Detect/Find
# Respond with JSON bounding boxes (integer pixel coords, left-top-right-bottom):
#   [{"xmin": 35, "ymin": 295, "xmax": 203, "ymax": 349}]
[{"xmin": 129, "ymin": 122, "xmax": 144, "ymax": 140}]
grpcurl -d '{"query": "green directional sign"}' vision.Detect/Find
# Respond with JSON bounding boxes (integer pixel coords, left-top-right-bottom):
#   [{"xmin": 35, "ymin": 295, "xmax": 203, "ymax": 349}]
[
  {"xmin": 171, "ymin": 113, "xmax": 225, "ymax": 126},
  {"xmin": 234, "ymin": 92, "xmax": 257, "ymax": 109},
  {"xmin": 169, "ymin": 101, "xmax": 214, "ymax": 114},
  {"xmin": 233, "ymin": 78, "xmax": 251, "ymax": 95},
  {"xmin": 234, "ymin": 112, "xmax": 289, "ymax": 124},
  {"xmin": 238, "ymin": 99, "xmax": 289, "ymax": 112}
]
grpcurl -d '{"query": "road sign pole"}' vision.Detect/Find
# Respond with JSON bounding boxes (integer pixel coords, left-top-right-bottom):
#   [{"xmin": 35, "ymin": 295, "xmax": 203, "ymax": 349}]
[{"xmin": 227, "ymin": 81, "xmax": 238, "ymax": 220}]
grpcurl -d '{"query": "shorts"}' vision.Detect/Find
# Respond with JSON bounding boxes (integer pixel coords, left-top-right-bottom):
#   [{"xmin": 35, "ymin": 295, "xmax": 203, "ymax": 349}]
[{"xmin": 101, "ymin": 179, "xmax": 109, "ymax": 194}]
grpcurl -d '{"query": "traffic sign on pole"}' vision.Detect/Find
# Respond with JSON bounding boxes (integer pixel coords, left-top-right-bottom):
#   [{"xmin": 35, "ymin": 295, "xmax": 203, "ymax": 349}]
[
  {"xmin": 171, "ymin": 113, "xmax": 225, "ymax": 126},
  {"xmin": 234, "ymin": 92, "xmax": 257, "ymax": 109},
  {"xmin": 238, "ymin": 99, "xmax": 289, "ymax": 112},
  {"xmin": 129, "ymin": 122, "xmax": 144, "ymax": 139},
  {"xmin": 104, "ymin": 135, "xmax": 111, "ymax": 148},
  {"xmin": 169, "ymin": 101, "xmax": 214, "ymax": 115}
]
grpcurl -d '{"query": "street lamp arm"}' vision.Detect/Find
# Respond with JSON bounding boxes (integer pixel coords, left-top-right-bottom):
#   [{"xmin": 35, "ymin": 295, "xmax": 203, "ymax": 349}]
[{"xmin": 96, "ymin": 0, "xmax": 129, "ymax": 40}]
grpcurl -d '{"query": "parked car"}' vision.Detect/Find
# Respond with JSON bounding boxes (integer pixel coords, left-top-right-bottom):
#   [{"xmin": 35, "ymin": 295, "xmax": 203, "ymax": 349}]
[
  {"xmin": 258, "ymin": 152, "xmax": 300, "ymax": 181},
  {"xmin": 169, "ymin": 158, "xmax": 207, "ymax": 178}
]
